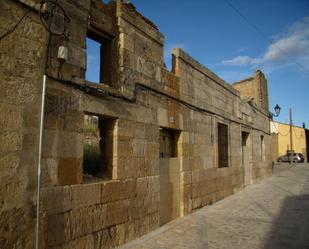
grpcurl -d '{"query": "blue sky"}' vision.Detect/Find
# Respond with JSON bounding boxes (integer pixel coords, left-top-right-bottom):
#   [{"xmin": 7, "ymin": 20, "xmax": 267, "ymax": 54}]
[{"xmin": 88, "ymin": 0, "xmax": 309, "ymax": 127}]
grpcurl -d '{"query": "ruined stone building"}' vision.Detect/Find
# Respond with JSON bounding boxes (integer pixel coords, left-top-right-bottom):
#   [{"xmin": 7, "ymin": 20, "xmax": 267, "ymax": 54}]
[{"xmin": 0, "ymin": 0, "xmax": 272, "ymax": 248}]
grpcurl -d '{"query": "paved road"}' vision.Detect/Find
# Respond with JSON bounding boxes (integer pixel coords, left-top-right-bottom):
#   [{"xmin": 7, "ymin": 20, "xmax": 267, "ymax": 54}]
[{"xmin": 117, "ymin": 164, "xmax": 309, "ymax": 249}]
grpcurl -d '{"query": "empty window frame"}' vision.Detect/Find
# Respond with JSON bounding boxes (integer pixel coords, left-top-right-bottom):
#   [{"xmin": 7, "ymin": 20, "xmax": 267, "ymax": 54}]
[
  {"xmin": 86, "ymin": 30, "xmax": 112, "ymax": 85},
  {"xmin": 83, "ymin": 114, "xmax": 116, "ymax": 181},
  {"xmin": 218, "ymin": 123, "xmax": 229, "ymax": 168},
  {"xmin": 159, "ymin": 128, "xmax": 180, "ymax": 158}
]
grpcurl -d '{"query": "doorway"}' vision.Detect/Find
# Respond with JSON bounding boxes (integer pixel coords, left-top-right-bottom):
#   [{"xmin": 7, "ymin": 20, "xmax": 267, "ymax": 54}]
[
  {"xmin": 159, "ymin": 128, "xmax": 181, "ymax": 225},
  {"xmin": 242, "ymin": 132, "xmax": 250, "ymax": 186}
]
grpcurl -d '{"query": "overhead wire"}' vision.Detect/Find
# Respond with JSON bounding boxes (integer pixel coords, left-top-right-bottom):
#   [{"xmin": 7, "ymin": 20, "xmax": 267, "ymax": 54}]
[
  {"xmin": 271, "ymin": 121, "xmax": 290, "ymax": 136},
  {"xmin": 224, "ymin": 0, "xmax": 309, "ymax": 74},
  {"xmin": 293, "ymin": 126, "xmax": 301, "ymax": 139},
  {"xmin": 0, "ymin": 8, "xmax": 31, "ymax": 41},
  {"xmin": 2, "ymin": 1, "xmax": 272, "ymax": 134}
]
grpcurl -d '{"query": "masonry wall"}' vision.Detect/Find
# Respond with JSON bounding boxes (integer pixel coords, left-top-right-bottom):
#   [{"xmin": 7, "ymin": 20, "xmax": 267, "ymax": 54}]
[
  {"xmin": 233, "ymin": 70, "xmax": 269, "ymax": 112},
  {"xmin": 0, "ymin": 0, "xmax": 48, "ymax": 248},
  {"xmin": 0, "ymin": 1, "xmax": 272, "ymax": 248}
]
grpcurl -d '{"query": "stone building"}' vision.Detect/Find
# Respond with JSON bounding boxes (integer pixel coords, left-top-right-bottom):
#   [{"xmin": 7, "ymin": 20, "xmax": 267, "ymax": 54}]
[
  {"xmin": 233, "ymin": 70, "xmax": 269, "ymax": 112},
  {"xmin": 0, "ymin": 0, "xmax": 272, "ymax": 248},
  {"xmin": 270, "ymin": 121, "xmax": 309, "ymax": 162}
]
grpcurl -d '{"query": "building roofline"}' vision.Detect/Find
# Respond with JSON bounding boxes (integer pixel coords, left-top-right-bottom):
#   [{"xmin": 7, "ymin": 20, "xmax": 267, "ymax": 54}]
[
  {"xmin": 272, "ymin": 120, "xmax": 305, "ymax": 129},
  {"xmin": 233, "ymin": 77, "xmax": 254, "ymax": 85}
]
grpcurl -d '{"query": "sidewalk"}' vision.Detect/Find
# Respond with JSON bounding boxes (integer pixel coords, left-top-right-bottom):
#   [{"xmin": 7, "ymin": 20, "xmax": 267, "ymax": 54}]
[{"xmin": 117, "ymin": 164, "xmax": 309, "ymax": 249}]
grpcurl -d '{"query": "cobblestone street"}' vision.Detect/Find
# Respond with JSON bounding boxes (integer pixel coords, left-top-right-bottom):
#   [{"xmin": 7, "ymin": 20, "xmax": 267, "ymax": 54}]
[{"xmin": 117, "ymin": 164, "xmax": 309, "ymax": 249}]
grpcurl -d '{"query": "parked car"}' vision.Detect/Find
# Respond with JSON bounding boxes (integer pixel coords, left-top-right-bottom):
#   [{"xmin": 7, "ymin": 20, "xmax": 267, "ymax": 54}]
[{"xmin": 277, "ymin": 152, "xmax": 304, "ymax": 163}]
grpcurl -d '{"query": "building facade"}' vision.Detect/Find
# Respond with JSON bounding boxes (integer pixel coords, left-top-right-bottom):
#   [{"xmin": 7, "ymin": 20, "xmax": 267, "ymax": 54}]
[
  {"xmin": 0, "ymin": 0, "xmax": 272, "ymax": 248},
  {"xmin": 270, "ymin": 121, "xmax": 309, "ymax": 162}
]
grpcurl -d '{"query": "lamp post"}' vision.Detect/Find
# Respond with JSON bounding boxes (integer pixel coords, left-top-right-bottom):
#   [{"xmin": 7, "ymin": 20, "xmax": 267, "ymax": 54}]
[{"xmin": 289, "ymin": 108, "xmax": 293, "ymax": 151}]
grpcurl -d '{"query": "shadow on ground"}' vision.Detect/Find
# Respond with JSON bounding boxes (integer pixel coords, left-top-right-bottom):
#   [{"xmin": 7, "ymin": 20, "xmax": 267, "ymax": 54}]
[{"xmin": 262, "ymin": 193, "xmax": 309, "ymax": 249}]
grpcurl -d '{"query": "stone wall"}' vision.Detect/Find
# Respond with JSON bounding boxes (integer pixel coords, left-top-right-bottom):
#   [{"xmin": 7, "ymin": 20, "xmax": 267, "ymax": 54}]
[
  {"xmin": 0, "ymin": 0, "xmax": 48, "ymax": 248},
  {"xmin": 233, "ymin": 70, "xmax": 269, "ymax": 112},
  {"xmin": 0, "ymin": 0, "xmax": 272, "ymax": 248}
]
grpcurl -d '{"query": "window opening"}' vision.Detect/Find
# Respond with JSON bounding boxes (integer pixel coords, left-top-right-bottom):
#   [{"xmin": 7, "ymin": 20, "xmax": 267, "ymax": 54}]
[
  {"xmin": 86, "ymin": 30, "xmax": 112, "ymax": 85},
  {"xmin": 159, "ymin": 128, "xmax": 180, "ymax": 158},
  {"xmin": 218, "ymin": 123, "xmax": 229, "ymax": 168},
  {"xmin": 83, "ymin": 114, "xmax": 116, "ymax": 181}
]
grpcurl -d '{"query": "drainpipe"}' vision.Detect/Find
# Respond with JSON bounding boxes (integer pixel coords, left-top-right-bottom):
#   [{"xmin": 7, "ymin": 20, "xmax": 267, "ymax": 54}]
[{"xmin": 35, "ymin": 74, "xmax": 47, "ymax": 249}]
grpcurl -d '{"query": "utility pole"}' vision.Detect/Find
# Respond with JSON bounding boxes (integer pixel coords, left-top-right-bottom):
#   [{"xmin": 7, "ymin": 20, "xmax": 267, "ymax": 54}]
[{"xmin": 290, "ymin": 108, "xmax": 293, "ymax": 151}]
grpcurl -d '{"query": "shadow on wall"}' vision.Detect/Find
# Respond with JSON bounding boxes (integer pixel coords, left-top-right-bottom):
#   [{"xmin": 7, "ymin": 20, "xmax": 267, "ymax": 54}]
[
  {"xmin": 159, "ymin": 158, "xmax": 180, "ymax": 226},
  {"xmin": 262, "ymin": 194, "xmax": 309, "ymax": 249}
]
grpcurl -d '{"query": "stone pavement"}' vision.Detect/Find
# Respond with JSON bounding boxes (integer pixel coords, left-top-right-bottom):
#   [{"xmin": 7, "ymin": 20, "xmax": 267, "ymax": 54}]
[{"xmin": 117, "ymin": 164, "xmax": 309, "ymax": 249}]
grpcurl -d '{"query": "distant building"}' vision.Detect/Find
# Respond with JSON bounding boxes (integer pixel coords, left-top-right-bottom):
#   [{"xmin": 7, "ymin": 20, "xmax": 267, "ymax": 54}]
[{"xmin": 270, "ymin": 121, "xmax": 309, "ymax": 162}]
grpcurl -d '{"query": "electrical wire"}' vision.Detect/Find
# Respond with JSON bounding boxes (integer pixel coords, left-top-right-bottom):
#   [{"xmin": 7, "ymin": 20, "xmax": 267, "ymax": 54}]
[
  {"xmin": 0, "ymin": 8, "xmax": 31, "ymax": 41},
  {"xmin": 224, "ymin": 0, "xmax": 309, "ymax": 74},
  {"xmin": 271, "ymin": 121, "xmax": 290, "ymax": 136},
  {"xmin": 46, "ymin": 73, "xmax": 271, "ymax": 135},
  {"xmin": 293, "ymin": 126, "xmax": 301, "ymax": 139},
  {"xmin": 39, "ymin": 0, "xmax": 70, "ymax": 38}
]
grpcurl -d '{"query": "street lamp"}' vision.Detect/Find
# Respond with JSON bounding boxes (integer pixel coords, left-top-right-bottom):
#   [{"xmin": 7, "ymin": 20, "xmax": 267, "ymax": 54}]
[
  {"xmin": 274, "ymin": 104, "xmax": 281, "ymax": 117},
  {"xmin": 269, "ymin": 104, "xmax": 281, "ymax": 119}
]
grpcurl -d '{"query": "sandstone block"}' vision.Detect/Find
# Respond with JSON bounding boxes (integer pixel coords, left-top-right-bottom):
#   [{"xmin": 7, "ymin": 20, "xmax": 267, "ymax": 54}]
[
  {"xmin": 145, "ymin": 142, "xmax": 159, "ymax": 158},
  {"xmin": 71, "ymin": 183, "xmax": 101, "ymax": 209},
  {"xmin": 48, "ymin": 234, "xmax": 94, "ymax": 249},
  {"xmin": 134, "ymin": 122, "xmax": 146, "ymax": 139},
  {"xmin": 101, "ymin": 180, "xmax": 136, "ymax": 203},
  {"xmin": 58, "ymin": 157, "xmax": 83, "ymax": 185},
  {"xmin": 91, "ymin": 204, "xmax": 108, "ymax": 232},
  {"xmin": 0, "ymin": 131, "xmax": 22, "ymax": 154},
  {"xmin": 119, "ymin": 32, "xmax": 134, "ymax": 53},
  {"xmin": 58, "ymin": 131, "xmax": 83, "ymax": 158},
  {"xmin": 67, "ymin": 45, "xmax": 86, "ymax": 70},
  {"xmin": 46, "ymin": 213, "xmax": 67, "ymax": 246},
  {"xmin": 157, "ymin": 108, "xmax": 168, "ymax": 127},
  {"xmin": 136, "ymin": 176, "xmax": 160, "ymax": 196},
  {"xmin": 0, "ymin": 153, "xmax": 19, "ymax": 178},
  {"xmin": 0, "ymin": 103, "xmax": 22, "ymax": 131},
  {"xmin": 44, "ymin": 186, "xmax": 72, "ymax": 215},
  {"xmin": 66, "ymin": 209, "xmax": 93, "ymax": 241},
  {"xmin": 132, "ymin": 139, "xmax": 146, "ymax": 157},
  {"xmin": 42, "ymin": 157, "xmax": 58, "ymax": 186},
  {"xmin": 43, "ymin": 130, "xmax": 59, "ymax": 158},
  {"xmin": 105, "ymin": 200, "xmax": 130, "ymax": 227}
]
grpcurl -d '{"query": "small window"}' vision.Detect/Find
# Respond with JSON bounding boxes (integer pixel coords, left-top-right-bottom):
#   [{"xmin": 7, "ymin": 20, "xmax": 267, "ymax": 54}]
[
  {"xmin": 218, "ymin": 123, "xmax": 229, "ymax": 168},
  {"xmin": 86, "ymin": 30, "xmax": 112, "ymax": 85},
  {"xmin": 83, "ymin": 114, "xmax": 116, "ymax": 181},
  {"xmin": 159, "ymin": 128, "xmax": 180, "ymax": 158}
]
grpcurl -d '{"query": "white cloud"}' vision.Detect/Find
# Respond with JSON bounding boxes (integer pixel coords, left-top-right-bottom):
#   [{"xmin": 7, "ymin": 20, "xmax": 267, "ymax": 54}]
[
  {"xmin": 221, "ymin": 16, "xmax": 309, "ymax": 72},
  {"xmin": 222, "ymin": 55, "xmax": 254, "ymax": 66},
  {"xmin": 237, "ymin": 46, "xmax": 249, "ymax": 52}
]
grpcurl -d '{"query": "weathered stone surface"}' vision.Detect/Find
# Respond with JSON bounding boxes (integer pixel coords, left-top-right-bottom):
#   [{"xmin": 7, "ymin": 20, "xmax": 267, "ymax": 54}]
[
  {"xmin": 71, "ymin": 183, "xmax": 101, "ymax": 208},
  {"xmin": 44, "ymin": 186, "xmax": 72, "ymax": 215},
  {"xmin": 1, "ymin": 0, "xmax": 272, "ymax": 248},
  {"xmin": 0, "ymin": 132, "xmax": 22, "ymax": 154},
  {"xmin": 58, "ymin": 157, "xmax": 83, "ymax": 185},
  {"xmin": 101, "ymin": 180, "xmax": 136, "ymax": 203}
]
